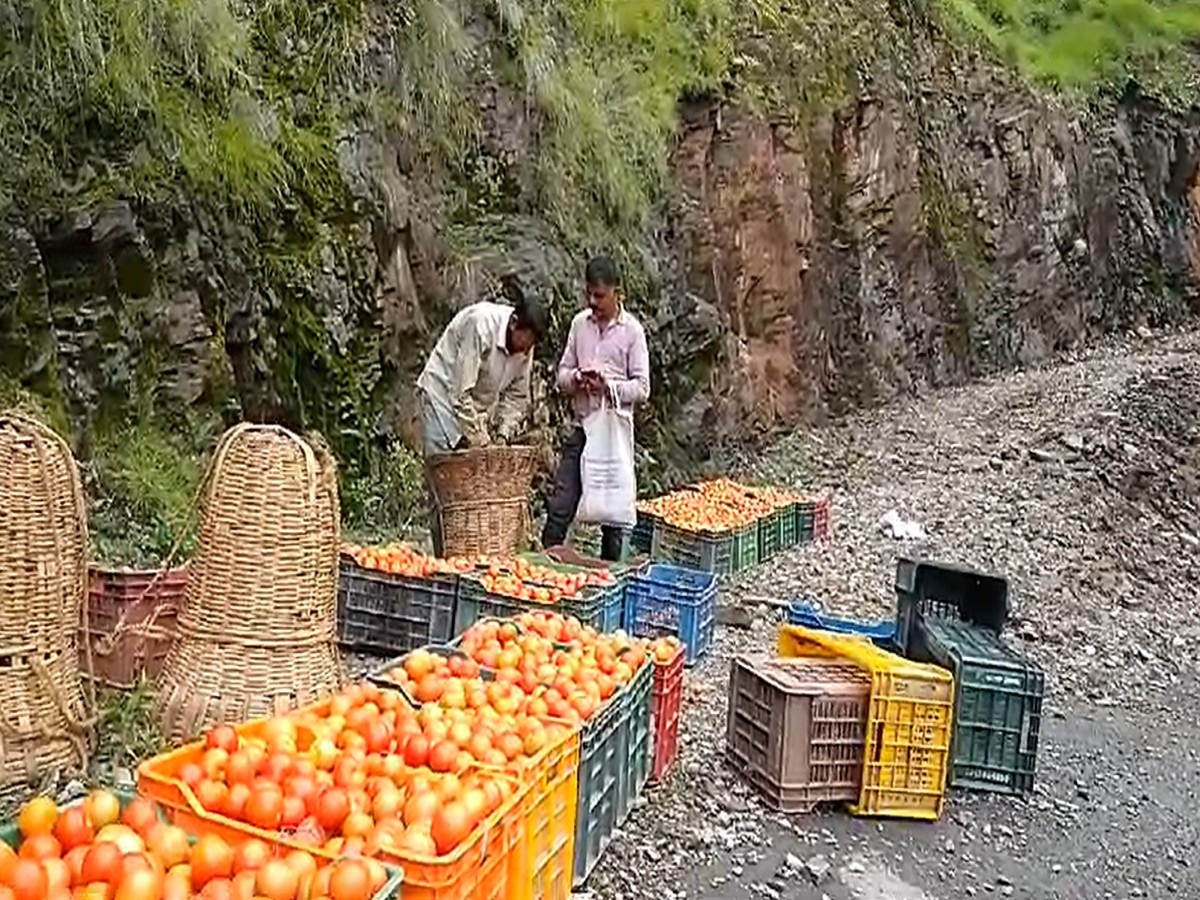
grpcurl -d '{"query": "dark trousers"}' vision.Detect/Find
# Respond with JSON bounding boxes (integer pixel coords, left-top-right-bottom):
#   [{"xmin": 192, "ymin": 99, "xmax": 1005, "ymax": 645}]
[{"xmin": 541, "ymin": 427, "xmax": 625, "ymax": 561}]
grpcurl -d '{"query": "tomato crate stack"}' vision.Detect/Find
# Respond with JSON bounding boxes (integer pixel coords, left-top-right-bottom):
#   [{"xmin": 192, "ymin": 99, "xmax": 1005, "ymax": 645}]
[
  {"xmin": 638, "ymin": 478, "xmax": 831, "ymax": 574},
  {"xmin": 624, "ymin": 564, "xmax": 717, "ymax": 666},
  {"xmin": 338, "ymin": 548, "xmax": 460, "ymax": 655},
  {"xmin": 453, "ymin": 556, "xmax": 622, "ymax": 635}
]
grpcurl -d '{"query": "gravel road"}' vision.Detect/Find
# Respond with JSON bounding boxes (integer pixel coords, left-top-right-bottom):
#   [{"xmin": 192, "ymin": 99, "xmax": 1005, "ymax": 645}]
[{"xmin": 587, "ymin": 327, "xmax": 1200, "ymax": 900}]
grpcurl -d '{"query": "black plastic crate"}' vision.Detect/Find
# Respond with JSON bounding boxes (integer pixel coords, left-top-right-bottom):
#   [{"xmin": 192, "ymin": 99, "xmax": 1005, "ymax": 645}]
[
  {"xmin": 910, "ymin": 617, "xmax": 1043, "ymax": 795},
  {"xmin": 336, "ymin": 558, "xmax": 458, "ymax": 655},
  {"xmin": 894, "ymin": 556, "xmax": 1010, "ymax": 655}
]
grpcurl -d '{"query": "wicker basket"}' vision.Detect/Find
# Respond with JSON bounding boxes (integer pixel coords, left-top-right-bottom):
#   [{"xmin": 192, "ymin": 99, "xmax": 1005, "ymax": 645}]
[
  {"xmin": 427, "ymin": 446, "xmax": 537, "ymax": 557},
  {"xmin": 0, "ymin": 413, "xmax": 88, "ymax": 651},
  {"xmin": 0, "ymin": 411, "xmax": 93, "ymax": 807},
  {"xmin": 154, "ymin": 424, "xmax": 345, "ymax": 741}
]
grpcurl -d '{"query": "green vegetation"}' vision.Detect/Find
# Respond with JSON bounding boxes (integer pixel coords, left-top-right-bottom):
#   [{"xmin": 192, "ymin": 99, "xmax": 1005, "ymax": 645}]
[
  {"xmin": 942, "ymin": 0, "xmax": 1200, "ymax": 101},
  {"xmin": 1, "ymin": 0, "xmax": 1196, "ymax": 559}
]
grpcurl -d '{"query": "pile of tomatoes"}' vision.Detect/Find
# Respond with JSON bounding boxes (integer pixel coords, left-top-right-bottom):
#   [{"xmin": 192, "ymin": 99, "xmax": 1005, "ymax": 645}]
[
  {"xmin": 176, "ymin": 705, "xmax": 517, "ymax": 866},
  {"xmin": 0, "ymin": 789, "xmax": 385, "ymax": 900},
  {"xmin": 638, "ymin": 478, "xmax": 800, "ymax": 534},
  {"xmin": 342, "ymin": 544, "xmax": 618, "ymax": 608}
]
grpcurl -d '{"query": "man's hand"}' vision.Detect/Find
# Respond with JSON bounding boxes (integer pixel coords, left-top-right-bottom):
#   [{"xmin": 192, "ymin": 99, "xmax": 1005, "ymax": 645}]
[{"xmin": 578, "ymin": 369, "xmax": 605, "ymax": 394}]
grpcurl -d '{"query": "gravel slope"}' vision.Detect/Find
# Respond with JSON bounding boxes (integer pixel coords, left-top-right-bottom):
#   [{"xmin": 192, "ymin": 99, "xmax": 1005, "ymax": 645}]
[{"xmin": 588, "ymin": 327, "xmax": 1200, "ymax": 900}]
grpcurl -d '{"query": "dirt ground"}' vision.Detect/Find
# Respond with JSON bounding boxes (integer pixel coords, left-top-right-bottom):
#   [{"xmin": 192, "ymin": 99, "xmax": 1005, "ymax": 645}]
[{"xmin": 587, "ymin": 327, "xmax": 1200, "ymax": 900}]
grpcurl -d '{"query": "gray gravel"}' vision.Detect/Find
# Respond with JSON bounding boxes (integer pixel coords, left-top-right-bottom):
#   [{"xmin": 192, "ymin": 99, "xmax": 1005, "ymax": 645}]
[{"xmin": 588, "ymin": 326, "xmax": 1200, "ymax": 900}]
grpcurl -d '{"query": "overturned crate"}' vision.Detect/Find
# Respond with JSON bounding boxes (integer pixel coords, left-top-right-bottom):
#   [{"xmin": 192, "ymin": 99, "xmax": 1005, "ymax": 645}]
[
  {"xmin": 778, "ymin": 624, "xmax": 954, "ymax": 821},
  {"xmin": 910, "ymin": 617, "xmax": 1044, "ymax": 795},
  {"xmin": 726, "ymin": 656, "xmax": 870, "ymax": 812}
]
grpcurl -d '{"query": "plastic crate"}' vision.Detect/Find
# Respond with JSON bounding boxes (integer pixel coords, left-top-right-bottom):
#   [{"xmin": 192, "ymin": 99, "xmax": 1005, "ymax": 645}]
[
  {"xmin": 571, "ymin": 694, "xmax": 625, "ymax": 886},
  {"xmin": 894, "ymin": 556, "xmax": 1009, "ymax": 655},
  {"xmin": 650, "ymin": 521, "xmax": 757, "ymax": 575},
  {"xmin": 624, "ymin": 564, "xmax": 717, "ymax": 666},
  {"xmin": 757, "ymin": 507, "xmax": 790, "ymax": 561},
  {"xmin": 649, "ymin": 648, "xmax": 685, "ymax": 782},
  {"xmin": 631, "ymin": 510, "xmax": 657, "ymax": 553},
  {"xmin": 336, "ymin": 557, "xmax": 458, "ymax": 655},
  {"xmin": 617, "ymin": 660, "xmax": 653, "ymax": 821},
  {"xmin": 81, "ymin": 565, "xmax": 188, "ymax": 688},
  {"xmin": 508, "ymin": 726, "xmax": 581, "ymax": 900},
  {"xmin": 778, "ymin": 624, "xmax": 954, "ymax": 821},
  {"xmin": 786, "ymin": 599, "xmax": 898, "ymax": 652},
  {"xmin": 725, "ymin": 655, "xmax": 870, "ymax": 812},
  {"xmin": 910, "ymin": 617, "xmax": 1044, "ymax": 794},
  {"xmin": 453, "ymin": 574, "xmax": 608, "ymax": 635},
  {"xmin": 796, "ymin": 497, "xmax": 831, "ymax": 543},
  {"xmin": 141, "ymin": 723, "xmax": 509, "ymax": 900}
]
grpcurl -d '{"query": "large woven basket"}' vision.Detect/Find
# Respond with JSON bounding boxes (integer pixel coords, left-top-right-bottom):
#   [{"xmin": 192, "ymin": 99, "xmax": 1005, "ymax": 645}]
[
  {"xmin": 427, "ymin": 446, "xmax": 537, "ymax": 556},
  {"xmin": 0, "ymin": 413, "xmax": 88, "ymax": 651},
  {"xmin": 155, "ymin": 424, "xmax": 345, "ymax": 741},
  {"xmin": 0, "ymin": 411, "xmax": 93, "ymax": 808}
]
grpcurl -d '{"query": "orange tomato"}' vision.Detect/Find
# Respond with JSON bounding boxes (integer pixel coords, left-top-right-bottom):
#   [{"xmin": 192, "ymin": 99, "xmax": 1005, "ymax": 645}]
[{"xmin": 16, "ymin": 797, "xmax": 57, "ymax": 838}]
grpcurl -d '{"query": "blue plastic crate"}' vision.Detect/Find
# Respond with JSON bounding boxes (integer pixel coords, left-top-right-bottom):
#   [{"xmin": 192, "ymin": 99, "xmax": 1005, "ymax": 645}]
[
  {"xmin": 785, "ymin": 599, "xmax": 898, "ymax": 651},
  {"xmin": 624, "ymin": 564, "xmax": 717, "ymax": 666}
]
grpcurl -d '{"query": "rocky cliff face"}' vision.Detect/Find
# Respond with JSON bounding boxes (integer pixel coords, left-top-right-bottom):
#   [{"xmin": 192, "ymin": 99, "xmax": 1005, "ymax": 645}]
[
  {"xmin": 672, "ymin": 56, "xmax": 1200, "ymax": 447},
  {"xmin": 2, "ymin": 38, "xmax": 1198, "ymax": 501}
]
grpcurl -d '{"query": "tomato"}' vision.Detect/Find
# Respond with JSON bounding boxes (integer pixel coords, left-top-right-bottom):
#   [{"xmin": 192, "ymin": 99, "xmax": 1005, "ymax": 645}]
[
  {"xmin": 5, "ymin": 859, "xmax": 48, "ymax": 900},
  {"xmin": 41, "ymin": 858, "xmax": 70, "ymax": 895},
  {"xmin": 81, "ymin": 841, "xmax": 124, "ymax": 885},
  {"xmin": 17, "ymin": 832, "xmax": 59, "ymax": 860},
  {"xmin": 244, "ymin": 786, "xmax": 284, "ymax": 830},
  {"xmin": 16, "ymin": 796, "xmax": 57, "ymax": 838},
  {"xmin": 52, "ymin": 806, "xmax": 94, "ymax": 851},
  {"xmin": 256, "ymin": 860, "xmax": 300, "ymax": 900},
  {"xmin": 231, "ymin": 838, "xmax": 271, "ymax": 873},
  {"xmin": 190, "ymin": 835, "xmax": 235, "ymax": 888},
  {"xmin": 113, "ymin": 868, "xmax": 163, "ymax": 900},
  {"xmin": 327, "ymin": 859, "xmax": 373, "ymax": 900},
  {"xmin": 119, "ymin": 799, "xmax": 159, "ymax": 837},
  {"xmin": 205, "ymin": 725, "xmax": 240, "ymax": 754},
  {"xmin": 313, "ymin": 788, "xmax": 350, "ymax": 833},
  {"xmin": 430, "ymin": 800, "xmax": 474, "ymax": 855}
]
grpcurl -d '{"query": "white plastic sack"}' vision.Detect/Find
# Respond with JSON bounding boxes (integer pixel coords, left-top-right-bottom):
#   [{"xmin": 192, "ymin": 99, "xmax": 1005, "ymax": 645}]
[{"xmin": 577, "ymin": 395, "xmax": 637, "ymax": 528}]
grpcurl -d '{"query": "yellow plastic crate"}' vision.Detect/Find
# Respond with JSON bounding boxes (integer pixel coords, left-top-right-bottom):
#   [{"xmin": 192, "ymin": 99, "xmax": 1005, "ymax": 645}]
[
  {"xmin": 778, "ymin": 624, "xmax": 954, "ymax": 820},
  {"xmin": 505, "ymin": 724, "xmax": 581, "ymax": 900}
]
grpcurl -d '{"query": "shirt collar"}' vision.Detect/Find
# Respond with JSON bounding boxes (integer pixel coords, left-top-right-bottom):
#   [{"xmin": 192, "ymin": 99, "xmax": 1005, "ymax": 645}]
[{"xmin": 589, "ymin": 306, "xmax": 626, "ymax": 329}]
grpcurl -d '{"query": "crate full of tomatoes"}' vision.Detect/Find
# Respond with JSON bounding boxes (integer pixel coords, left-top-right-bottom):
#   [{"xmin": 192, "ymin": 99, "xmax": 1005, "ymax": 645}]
[
  {"xmin": 453, "ymin": 555, "xmax": 620, "ymax": 633},
  {"xmin": 641, "ymin": 488, "xmax": 760, "ymax": 575},
  {"xmin": 337, "ymin": 543, "xmax": 469, "ymax": 655},
  {"xmin": 0, "ymin": 786, "xmax": 401, "ymax": 899}
]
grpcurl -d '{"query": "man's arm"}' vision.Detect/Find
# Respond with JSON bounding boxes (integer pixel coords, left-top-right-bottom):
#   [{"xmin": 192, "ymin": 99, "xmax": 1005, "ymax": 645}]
[
  {"xmin": 555, "ymin": 317, "xmax": 583, "ymax": 394},
  {"xmin": 608, "ymin": 326, "xmax": 650, "ymax": 406},
  {"xmin": 450, "ymin": 324, "xmax": 490, "ymax": 447},
  {"xmin": 495, "ymin": 356, "xmax": 532, "ymax": 441}
]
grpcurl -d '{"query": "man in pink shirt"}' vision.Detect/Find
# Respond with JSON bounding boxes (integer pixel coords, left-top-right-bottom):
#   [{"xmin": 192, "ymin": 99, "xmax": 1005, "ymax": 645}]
[{"xmin": 542, "ymin": 256, "xmax": 651, "ymax": 560}]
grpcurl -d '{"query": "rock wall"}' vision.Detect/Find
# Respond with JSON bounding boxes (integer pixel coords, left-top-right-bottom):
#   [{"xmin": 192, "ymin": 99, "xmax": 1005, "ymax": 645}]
[
  {"xmin": 673, "ymin": 59, "xmax": 1200, "ymax": 446},
  {"xmin": 2, "ymin": 48, "xmax": 1198, "ymax": 490}
]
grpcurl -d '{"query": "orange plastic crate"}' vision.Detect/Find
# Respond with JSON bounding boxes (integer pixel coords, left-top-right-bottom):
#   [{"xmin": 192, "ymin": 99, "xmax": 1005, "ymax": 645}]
[
  {"xmin": 139, "ymin": 722, "xmax": 523, "ymax": 900},
  {"xmin": 504, "ymin": 725, "xmax": 581, "ymax": 900}
]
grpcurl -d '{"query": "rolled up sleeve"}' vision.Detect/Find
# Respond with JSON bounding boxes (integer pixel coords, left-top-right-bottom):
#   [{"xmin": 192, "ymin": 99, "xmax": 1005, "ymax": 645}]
[
  {"xmin": 556, "ymin": 318, "xmax": 581, "ymax": 394},
  {"xmin": 610, "ymin": 325, "xmax": 650, "ymax": 406},
  {"xmin": 495, "ymin": 357, "xmax": 532, "ymax": 439}
]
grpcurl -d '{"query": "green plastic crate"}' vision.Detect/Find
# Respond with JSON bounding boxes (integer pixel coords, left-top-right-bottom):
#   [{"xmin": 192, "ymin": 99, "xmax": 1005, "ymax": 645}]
[
  {"xmin": 757, "ymin": 508, "xmax": 793, "ymax": 560},
  {"xmin": 617, "ymin": 660, "xmax": 653, "ymax": 821},
  {"xmin": 731, "ymin": 523, "xmax": 759, "ymax": 572},
  {"xmin": 453, "ymin": 574, "xmax": 609, "ymax": 634},
  {"xmin": 910, "ymin": 617, "xmax": 1043, "ymax": 795}
]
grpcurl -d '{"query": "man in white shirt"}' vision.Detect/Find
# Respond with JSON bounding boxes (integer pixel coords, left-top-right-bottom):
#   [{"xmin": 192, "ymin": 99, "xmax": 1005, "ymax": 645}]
[
  {"xmin": 416, "ymin": 292, "xmax": 548, "ymax": 455},
  {"xmin": 416, "ymin": 290, "xmax": 548, "ymax": 554}
]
